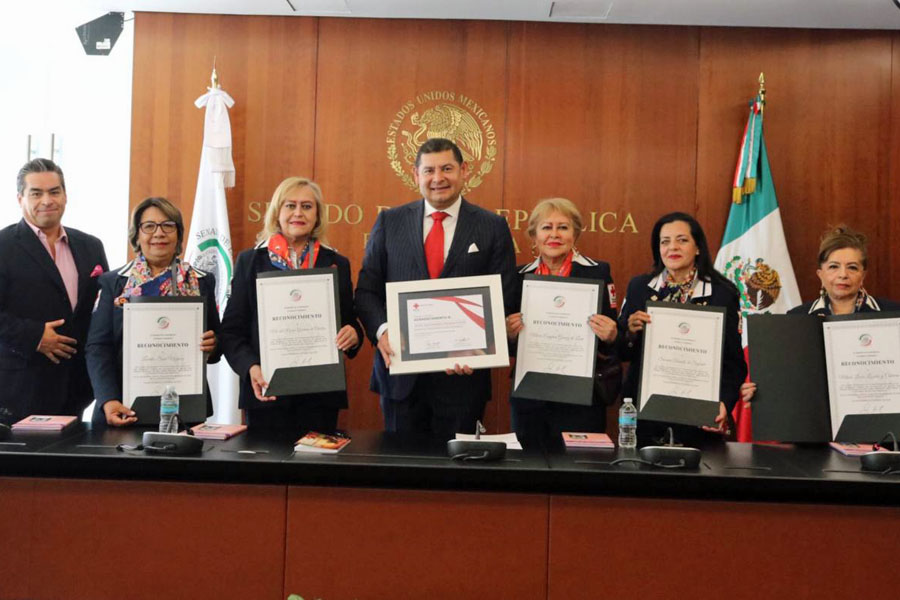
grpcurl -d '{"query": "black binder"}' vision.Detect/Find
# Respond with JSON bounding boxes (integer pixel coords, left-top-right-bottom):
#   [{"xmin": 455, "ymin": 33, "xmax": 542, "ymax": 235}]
[
  {"xmin": 510, "ymin": 275, "xmax": 602, "ymax": 406},
  {"xmin": 637, "ymin": 302, "xmax": 725, "ymax": 427},
  {"xmin": 256, "ymin": 269, "xmax": 346, "ymax": 397}
]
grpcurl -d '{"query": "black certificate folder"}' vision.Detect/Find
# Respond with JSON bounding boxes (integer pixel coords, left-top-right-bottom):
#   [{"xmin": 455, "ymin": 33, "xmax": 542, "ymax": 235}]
[
  {"xmin": 748, "ymin": 312, "xmax": 900, "ymax": 443},
  {"xmin": 747, "ymin": 314, "xmax": 831, "ymax": 442},
  {"xmin": 129, "ymin": 297, "xmax": 208, "ymax": 424},
  {"xmin": 257, "ymin": 269, "xmax": 346, "ymax": 397},
  {"xmin": 637, "ymin": 302, "xmax": 725, "ymax": 427},
  {"xmin": 511, "ymin": 275, "xmax": 602, "ymax": 406}
]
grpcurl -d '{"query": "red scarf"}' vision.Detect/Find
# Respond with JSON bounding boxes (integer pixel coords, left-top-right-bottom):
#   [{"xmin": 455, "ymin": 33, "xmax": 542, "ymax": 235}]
[
  {"xmin": 268, "ymin": 233, "xmax": 319, "ymax": 270},
  {"xmin": 535, "ymin": 251, "xmax": 574, "ymax": 277}
]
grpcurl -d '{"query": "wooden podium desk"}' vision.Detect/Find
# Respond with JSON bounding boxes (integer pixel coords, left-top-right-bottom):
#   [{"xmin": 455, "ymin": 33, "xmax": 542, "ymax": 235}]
[{"xmin": 1, "ymin": 426, "xmax": 899, "ymax": 600}]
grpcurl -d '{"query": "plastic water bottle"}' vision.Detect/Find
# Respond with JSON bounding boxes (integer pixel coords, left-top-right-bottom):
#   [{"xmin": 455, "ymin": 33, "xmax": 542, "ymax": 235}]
[
  {"xmin": 159, "ymin": 385, "xmax": 179, "ymax": 433},
  {"xmin": 618, "ymin": 397, "xmax": 637, "ymax": 449}
]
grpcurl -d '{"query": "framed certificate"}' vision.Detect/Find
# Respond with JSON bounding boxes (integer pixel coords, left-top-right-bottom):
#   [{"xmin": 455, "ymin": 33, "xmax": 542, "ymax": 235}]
[
  {"xmin": 123, "ymin": 297, "xmax": 207, "ymax": 423},
  {"xmin": 256, "ymin": 268, "xmax": 345, "ymax": 396},
  {"xmin": 638, "ymin": 301, "xmax": 725, "ymax": 427},
  {"xmin": 511, "ymin": 275, "xmax": 602, "ymax": 406},
  {"xmin": 823, "ymin": 313, "xmax": 900, "ymax": 442},
  {"xmin": 385, "ymin": 274, "xmax": 508, "ymax": 375}
]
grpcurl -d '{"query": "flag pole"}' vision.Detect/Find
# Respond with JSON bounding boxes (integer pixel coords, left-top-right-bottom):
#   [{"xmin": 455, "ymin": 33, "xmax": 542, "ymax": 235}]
[
  {"xmin": 210, "ymin": 56, "xmax": 220, "ymax": 90},
  {"xmin": 758, "ymin": 72, "xmax": 766, "ymax": 113}
]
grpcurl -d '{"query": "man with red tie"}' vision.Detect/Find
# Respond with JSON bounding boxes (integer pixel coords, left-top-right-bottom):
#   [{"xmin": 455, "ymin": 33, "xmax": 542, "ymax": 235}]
[
  {"xmin": 356, "ymin": 138, "xmax": 516, "ymax": 438},
  {"xmin": 0, "ymin": 158, "xmax": 108, "ymax": 424}
]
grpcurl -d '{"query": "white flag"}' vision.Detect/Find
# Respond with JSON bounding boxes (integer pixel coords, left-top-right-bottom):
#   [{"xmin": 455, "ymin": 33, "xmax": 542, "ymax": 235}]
[{"xmin": 186, "ymin": 86, "xmax": 239, "ymax": 424}]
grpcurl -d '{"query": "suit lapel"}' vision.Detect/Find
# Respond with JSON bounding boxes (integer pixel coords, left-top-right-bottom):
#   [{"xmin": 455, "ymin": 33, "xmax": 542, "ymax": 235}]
[
  {"xmin": 442, "ymin": 198, "xmax": 472, "ymax": 276},
  {"xmin": 15, "ymin": 219, "xmax": 68, "ymax": 299},
  {"xmin": 406, "ymin": 200, "xmax": 428, "ymax": 278}
]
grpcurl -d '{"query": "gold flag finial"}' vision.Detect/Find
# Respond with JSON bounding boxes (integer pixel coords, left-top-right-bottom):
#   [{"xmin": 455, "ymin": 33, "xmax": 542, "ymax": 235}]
[
  {"xmin": 209, "ymin": 56, "xmax": 220, "ymax": 90},
  {"xmin": 758, "ymin": 72, "xmax": 766, "ymax": 112}
]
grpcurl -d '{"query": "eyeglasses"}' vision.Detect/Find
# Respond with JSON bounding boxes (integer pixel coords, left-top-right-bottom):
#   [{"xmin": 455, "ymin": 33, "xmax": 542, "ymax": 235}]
[{"xmin": 139, "ymin": 221, "xmax": 178, "ymax": 234}]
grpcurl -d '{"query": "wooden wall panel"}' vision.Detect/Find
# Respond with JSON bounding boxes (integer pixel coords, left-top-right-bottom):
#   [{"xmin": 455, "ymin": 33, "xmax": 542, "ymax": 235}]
[
  {"xmin": 313, "ymin": 18, "xmax": 510, "ymax": 430},
  {"xmin": 130, "ymin": 13, "xmax": 318, "ymax": 251},
  {"xmin": 505, "ymin": 23, "xmax": 701, "ymax": 281},
  {"xmin": 27, "ymin": 479, "xmax": 286, "ymax": 600},
  {"xmin": 889, "ymin": 33, "xmax": 900, "ymax": 301},
  {"xmin": 549, "ymin": 495, "xmax": 900, "ymax": 599},
  {"xmin": 0, "ymin": 478, "xmax": 35, "ymax": 600},
  {"xmin": 697, "ymin": 29, "xmax": 893, "ymax": 300},
  {"xmin": 285, "ymin": 487, "xmax": 548, "ymax": 599}
]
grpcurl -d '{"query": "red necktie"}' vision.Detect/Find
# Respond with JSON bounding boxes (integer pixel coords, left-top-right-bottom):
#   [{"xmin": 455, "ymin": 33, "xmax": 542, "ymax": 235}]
[{"xmin": 425, "ymin": 211, "xmax": 448, "ymax": 279}]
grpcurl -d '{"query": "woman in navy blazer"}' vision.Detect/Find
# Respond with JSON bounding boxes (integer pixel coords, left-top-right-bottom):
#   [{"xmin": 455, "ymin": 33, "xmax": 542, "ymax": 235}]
[
  {"xmin": 86, "ymin": 197, "xmax": 220, "ymax": 426},
  {"xmin": 220, "ymin": 177, "xmax": 362, "ymax": 438},
  {"xmin": 742, "ymin": 225, "xmax": 900, "ymax": 403},
  {"xmin": 505, "ymin": 198, "xmax": 621, "ymax": 449},
  {"xmin": 618, "ymin": 212, "xmax": 746, "ymax": 441}
]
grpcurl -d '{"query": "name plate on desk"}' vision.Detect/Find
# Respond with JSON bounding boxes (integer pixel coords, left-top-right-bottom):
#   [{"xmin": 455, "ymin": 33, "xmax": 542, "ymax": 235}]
[
  {"xmin": 256, "ymin": 269, "xmax": 345, "ymax": 396},
  {"xmin": 123, "ymin": 297, "xmax": 206, "ymax": 422},
  {"xmin": 512, "ymin": 275, "xmax": 601, "ymax": 406},
  {"xmin": 386, "ymin": 275, "xmax": 508, "ymax": 375},
  {"xmin": 638, "ymin": 302, "xmax": 725, "ymax": 427}
]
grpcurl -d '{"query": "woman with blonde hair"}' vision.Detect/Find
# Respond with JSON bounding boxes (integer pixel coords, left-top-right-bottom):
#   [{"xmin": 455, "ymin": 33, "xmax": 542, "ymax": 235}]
[
  {"xmin": 505, "ymin": 197, "xmax": 621, "ymax": 448},
  {"xmin": 220, "ymin": 177, "xmax": 362, "ymax": 437}
]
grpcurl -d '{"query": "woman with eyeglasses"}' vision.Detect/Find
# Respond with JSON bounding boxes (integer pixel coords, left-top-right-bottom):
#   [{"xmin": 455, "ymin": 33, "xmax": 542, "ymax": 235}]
[{"xmin": 86, "ymin": 197, "xmax": 220, "ymax": 426}]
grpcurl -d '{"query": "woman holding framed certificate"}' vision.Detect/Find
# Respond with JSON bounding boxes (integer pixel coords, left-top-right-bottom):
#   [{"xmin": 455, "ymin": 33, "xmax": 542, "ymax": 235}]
[
  {"xmin": 86, "ymin": 197, "xmax": 221, "ymax": 426},
  {"xmin": 220, "ymin": 177, "xmax": 362, "ymax": 438},
  {"xmin": 618, "ymin": 212, "xmax": 746, "ymax": 440},
  {"xmin": 741, "ymin": 225, "xmax": 900, "ymax": 404},
  {"xmin": 505, "ymin": 198, "xmax": 621, "ymax": 448}
]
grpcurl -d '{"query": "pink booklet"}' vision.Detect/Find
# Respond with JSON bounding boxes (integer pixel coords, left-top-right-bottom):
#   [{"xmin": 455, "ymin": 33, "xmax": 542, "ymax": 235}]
[
  {"xmin": 829, "ymin": 442, "xmax": 877, "ymax": 457},
  {"xmin": 11, "ymin": 415, "xmax": 78, "ymax": 431},
  {"xmin": 190, "ymin": 423, "xmax": 247, "ymax": 440},
  {"xmin": 562, "ymin": 432, "xmax": 615, "ymax": 449}
]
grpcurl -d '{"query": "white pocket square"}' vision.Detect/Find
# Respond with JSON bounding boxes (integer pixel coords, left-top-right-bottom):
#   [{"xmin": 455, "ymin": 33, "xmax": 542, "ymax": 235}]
[{"xmin": 467, "ymin": 243, "xmax": 479, "ymax": 253}]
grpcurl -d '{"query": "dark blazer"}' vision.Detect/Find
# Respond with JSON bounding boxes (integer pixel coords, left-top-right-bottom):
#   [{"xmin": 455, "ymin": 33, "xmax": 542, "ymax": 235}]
[
  {"xmin": 220, "ymin": 244, "xmax": 362, "ymax": 411},
  {"xmin": 355, "ymin": 198, "xmax": 517, "ymax": 402},
  {"xmin": 618, "ymin": 272, "xmax": 747, "ymax": 413},
  {"xmin": 85, "ymin": 260, "xmax": 221, "ymax": 423},
  {"xmin": 0, "ymin": 219, "xmax": 108, "ymax": 424},
  {"xmin": 510, "ymin": 255, "xmax": 620, "ymax": 410},
  {"xmin": 788, "ymin": 295, "xmax": 900, "ymax": 316}
]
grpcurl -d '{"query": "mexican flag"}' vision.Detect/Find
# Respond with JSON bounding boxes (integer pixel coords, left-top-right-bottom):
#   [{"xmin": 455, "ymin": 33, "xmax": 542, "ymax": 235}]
[
  {"xmin": 714, "ymin": 94, "xmax": 801, "ymax": 442},
  {"xmin": 185, "ymin": 84, "xmax": 239, "ymax": 424}
]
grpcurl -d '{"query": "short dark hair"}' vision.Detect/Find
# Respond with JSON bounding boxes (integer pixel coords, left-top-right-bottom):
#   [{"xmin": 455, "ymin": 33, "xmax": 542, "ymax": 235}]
[
  {"xmin": 129, "ymin": 197, "xmax": 185, "ymax": 256},
  {"xmin": 17, "ymin": 158, "xmax": 66, "ymax": 196},
  {"xmin": 414, "ymin": 138, "xmax": 463, "ymax": 168},
  {"xmin": 649, "ymin": 211, "xmax": 735, "ymax": 292},
  {"xmin": 817, "ymin": 225, "xmax": 868, "ymax": 269}
]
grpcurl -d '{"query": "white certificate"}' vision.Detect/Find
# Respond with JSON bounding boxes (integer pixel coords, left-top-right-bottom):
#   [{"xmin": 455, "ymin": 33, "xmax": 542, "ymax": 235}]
[
  {"xmin": 407, "ymin": 295, "xmax": 487, "ymax": 355},
  {"xmin": 823, "ymin": 317, "xmax": 900, "ymax": 437},
  {"xmin": 123, "ymin": 299, "xmax": 204, "ymax": 407},
  {"xmin": 639, "ymin": 304, "xmax": 723, "ymax": 410},
  {"xmin": 386, "ymin": 275, "xmax": 509, "ymax": 375},
  {"xmin": 514, "ymin": 278, "xmax": 599, "ymax": 389},
  {"xmin": 256, "ymin": 271, "xmax": 339, "ymax": 384}
]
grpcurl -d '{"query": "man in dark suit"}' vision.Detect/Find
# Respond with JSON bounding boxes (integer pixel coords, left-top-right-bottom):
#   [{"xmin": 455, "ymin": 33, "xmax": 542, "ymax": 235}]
[
  {"xmin": 356, "ymin": 138, "xmax": 516, "ymax": 439},
  {"xmin": 0, "ymin": 158, "xmax": 108, "ymax": 425}
]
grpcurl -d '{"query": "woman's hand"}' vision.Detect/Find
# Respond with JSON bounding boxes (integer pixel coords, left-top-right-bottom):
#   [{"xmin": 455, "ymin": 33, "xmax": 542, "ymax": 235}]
[
  {"xmin": 335, "ymin": 325, "xmax": 359, "ymax": 352},
  {"xmin": 588, "ymin": 314, "xmax": 618, "ymax": 343},
  {"xmin": 103, "ymin": 400, "xmax": 137, "ymax": 427},
  {"xmin": 200, "ymin": 329, "xmax": 217, "ymax": 353},
  {"xmin": 740, "ymin": 381, "xmax": 757, "ymax": 403},
  {"xmin": 248, "ymin": 364, "xmax": 276, "ymax": 402},
  {"xmin": 506, "ymin": 312, "xmax": 524, "ymax": 340},
  {"xmin": 701, "ymin": 402, "xmax": 731, "ymax": 435},
  {"xmin": 627, "ymin": 310, "xmax": 651, "ymax": 334}
]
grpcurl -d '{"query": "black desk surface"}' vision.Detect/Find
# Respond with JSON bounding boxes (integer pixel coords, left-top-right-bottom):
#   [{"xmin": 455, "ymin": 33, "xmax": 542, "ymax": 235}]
[{"xmin": 1, "ymin": 424, "xmax": 898, "ymax": 506}]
